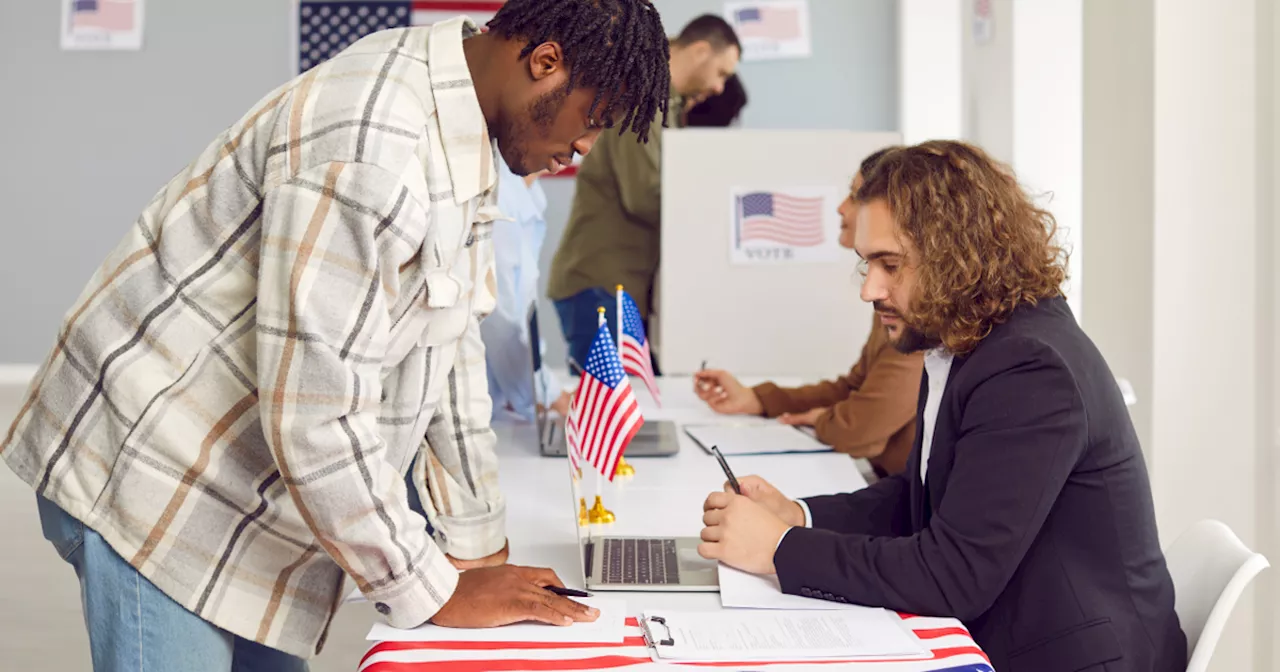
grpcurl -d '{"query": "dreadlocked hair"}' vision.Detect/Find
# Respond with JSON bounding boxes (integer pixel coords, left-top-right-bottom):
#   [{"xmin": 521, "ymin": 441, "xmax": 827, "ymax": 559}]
[{"xmin": 487, "ymin": 0, "xmax": 671, "ymax": 143}]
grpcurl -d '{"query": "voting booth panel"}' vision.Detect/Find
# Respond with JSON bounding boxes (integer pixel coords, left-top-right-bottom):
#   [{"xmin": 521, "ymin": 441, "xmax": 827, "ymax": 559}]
[{"xmin": 658, "ymin": 130, "xmax": 900, "ymax": 378}]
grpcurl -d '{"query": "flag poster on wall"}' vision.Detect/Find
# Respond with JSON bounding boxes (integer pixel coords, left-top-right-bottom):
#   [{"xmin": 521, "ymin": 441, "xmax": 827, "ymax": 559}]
[
  {"xmin": 294, "ymin": 1, "xmax": 505, "ymax": 74},
  {"xmin": 723, "ymin": 0, "xmax": 811, "ymax": 62},
  {"xmin": 729, "ymin": 186, "xmax": 845, "ymax": 265},
  {"xmin": 61, "ymin": 0, "xmax": 145, "ymax": 51}
]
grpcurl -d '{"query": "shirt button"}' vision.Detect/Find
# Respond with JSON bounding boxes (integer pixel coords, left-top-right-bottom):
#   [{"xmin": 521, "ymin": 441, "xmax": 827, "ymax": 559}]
[{"xmin": 375, "ymin": 602, "xmax": 391, "ymax": 615}]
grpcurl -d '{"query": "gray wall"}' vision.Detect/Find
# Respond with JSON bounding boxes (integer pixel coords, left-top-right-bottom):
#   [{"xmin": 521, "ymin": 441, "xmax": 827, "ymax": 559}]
[
  {"xmin": 0, "ymin": 1, "xmax": 293, "ymax": 362},
  {"xmin": 0, "ymin": 0, "xmax": 897, "ymax": 365}
]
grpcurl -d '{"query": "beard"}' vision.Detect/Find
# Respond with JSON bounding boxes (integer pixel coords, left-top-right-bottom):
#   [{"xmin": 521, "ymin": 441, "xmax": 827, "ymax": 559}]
[
  {"xmin": 874, "ymin": 301, "xmax": 942, "ymax": 354},
  {"xmin": 496, "ymin": 82, "xmax": 570, "ymax": 176}
]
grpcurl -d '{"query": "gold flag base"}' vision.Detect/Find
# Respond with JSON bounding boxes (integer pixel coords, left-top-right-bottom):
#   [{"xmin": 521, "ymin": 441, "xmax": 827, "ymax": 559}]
[
  {"xmin": 578, "ymin": 497, "xmax": 590, "ymax": 527},
  {"xmin": 588, "ymin": 495, "xmax": 616, "ymax": 524},
  {"xmin": 614, "ymin": 457, "xmax": 635, "ymax": 478}
]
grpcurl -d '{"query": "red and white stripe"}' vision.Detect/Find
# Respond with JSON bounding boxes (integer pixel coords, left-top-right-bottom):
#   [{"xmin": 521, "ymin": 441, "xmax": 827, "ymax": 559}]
[
  {"xmin": 411, "ymin": 1, "xmax": 505, "ymax": 27},
  {"xmin": 566, "ymin": 374, "xmax": 643, "ymax": 481},
  {"xmin": 619, "ymin": 335, "xmax": 660, "ymax": 406},
  {"xmin": 358, "ymin": 615, "xmax": 993, "ymax": 671}
]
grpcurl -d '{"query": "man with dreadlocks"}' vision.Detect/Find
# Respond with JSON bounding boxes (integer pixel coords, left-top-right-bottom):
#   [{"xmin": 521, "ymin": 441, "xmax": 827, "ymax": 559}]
[
  {"xmin": 548, "ymin": 14, "xmax": 741, "ymax": 375},
  {"xmin": 3, "ymin": 1, "xmax": 671, "ymax": 669}
]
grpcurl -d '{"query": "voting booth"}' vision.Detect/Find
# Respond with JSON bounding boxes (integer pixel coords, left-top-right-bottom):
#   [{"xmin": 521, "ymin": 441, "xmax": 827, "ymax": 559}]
[{"xmin": 658, "ymin": 130, "xmax": 901, "ymax": 378}]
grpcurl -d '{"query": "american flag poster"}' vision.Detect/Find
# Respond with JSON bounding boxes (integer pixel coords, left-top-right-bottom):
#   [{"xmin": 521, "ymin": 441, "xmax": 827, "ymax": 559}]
[
  {"xmin": 730, "ymin": 186, "xmax": 843, "ymax": 265},
  {"xmin": 295, "ymin": 1, "xmax": 505, "ymax": 74},
  {"xmin": 724, "ymin": 0, "xmax": 812, "ymax": 61},
  {"xmin": 61, "ymin": 0, "xmax": 144, "ymax": 51}
]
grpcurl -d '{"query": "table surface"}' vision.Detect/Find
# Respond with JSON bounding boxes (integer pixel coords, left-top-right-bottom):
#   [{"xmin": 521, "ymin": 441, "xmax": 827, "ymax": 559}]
[{"xmin": 358, "ymin": 378, "xmax": 993, "ymax": 671}]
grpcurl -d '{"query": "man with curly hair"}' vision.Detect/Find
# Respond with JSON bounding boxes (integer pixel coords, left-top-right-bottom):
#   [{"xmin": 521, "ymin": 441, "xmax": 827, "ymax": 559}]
[{"xmin": 698, "ymin": 141, "xmax": 1186, "ymax": 672}]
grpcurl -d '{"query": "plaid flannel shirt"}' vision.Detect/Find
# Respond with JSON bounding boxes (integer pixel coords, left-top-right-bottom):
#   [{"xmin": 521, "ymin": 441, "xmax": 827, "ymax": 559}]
[{"xmin": 2, "ymin": 18, "xmax": 506, "ymax": 658}]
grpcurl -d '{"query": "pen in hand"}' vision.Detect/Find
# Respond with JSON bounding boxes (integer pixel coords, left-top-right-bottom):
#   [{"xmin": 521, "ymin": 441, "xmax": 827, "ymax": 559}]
[
  {"xmin": 711, "ymin": 446, "xmax": 741, "ymax": 495},
  {"xmin": 696, "ymin": 359, "xmax": 714, "ymax": 393},
  {"xmin": 544, "ymin": 585, "xmax": 592, "ymax": 598}
]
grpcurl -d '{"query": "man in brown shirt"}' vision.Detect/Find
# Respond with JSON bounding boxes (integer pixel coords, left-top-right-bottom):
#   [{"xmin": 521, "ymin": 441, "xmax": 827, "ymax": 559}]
[
  {"xmin": 693, "ymin": 149, "xmax": 922, "ymax": 477},
  {"xmin": 547, "ymin": 15, "xmax": 741, "ymax": 373}
]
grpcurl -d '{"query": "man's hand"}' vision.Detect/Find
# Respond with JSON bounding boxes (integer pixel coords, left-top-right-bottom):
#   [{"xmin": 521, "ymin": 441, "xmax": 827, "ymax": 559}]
[
  {"xmin": 724, "ymin": 475, "xmax": 805, "ymax": 527},
  {"xmin": 447, "ymin": 541, "xmax": 509, "ymax": 570},
  {"xmin": 549, "ymin": 391, "xmax": 572, "ymax": 417},
  {"xmin": 430, "ymin": 565, "xmax": 599, "ymax": 628},
  {"xmin": 692, "ymin": 370, "xmax": 764, "ymax": 416},
  {"xmin": 697, "ymin": 492, "xmax": 791, "ymax": 575},
  {"xmin": 778, "ymin": 406, "xmax": 828, "ymax": 427}
]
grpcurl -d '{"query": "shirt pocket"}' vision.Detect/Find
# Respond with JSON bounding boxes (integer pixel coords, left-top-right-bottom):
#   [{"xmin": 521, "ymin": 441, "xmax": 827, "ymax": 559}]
[{"xmin": 417, "ymin": 264, "xmax": 471, "ymax": 348}]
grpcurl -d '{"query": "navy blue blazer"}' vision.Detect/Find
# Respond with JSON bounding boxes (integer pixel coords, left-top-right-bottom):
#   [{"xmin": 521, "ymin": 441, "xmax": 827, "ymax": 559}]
[{"xmin": 774, "ymin": 297, "xmax": 1186, "ymax": 672}]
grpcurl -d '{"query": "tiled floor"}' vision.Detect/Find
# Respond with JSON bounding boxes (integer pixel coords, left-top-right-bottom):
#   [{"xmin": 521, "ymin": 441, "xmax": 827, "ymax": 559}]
[{"xmin": 0, "ymin": 390, "xmax": 378, "ymax": 672}]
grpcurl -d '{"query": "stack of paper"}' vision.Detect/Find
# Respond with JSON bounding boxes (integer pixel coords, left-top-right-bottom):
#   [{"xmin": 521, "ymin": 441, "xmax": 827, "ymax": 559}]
[
  {"xmin": 366, "ymin": 597, "xmax": 627, "ymax": 644},
  {"xmin": 640, "ymin": 608, "xmax": 928, "ymax": 662},
  {"xmin": 718, "ymin": 564, "xmax": 861, "ymax": 611},
  {"xmin": 684, "ymin": 423, "xmax": 831, "ymax": 455}
]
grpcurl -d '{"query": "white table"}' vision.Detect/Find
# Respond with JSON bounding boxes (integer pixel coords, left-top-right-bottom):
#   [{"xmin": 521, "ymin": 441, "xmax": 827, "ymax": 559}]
[
  {"xmin": 357, "ymin": 378, "xmax": 993, "ymax": 671},
  {"xmin": 495, "ymin": 376, "xmax": 867, "ymax": 611}
]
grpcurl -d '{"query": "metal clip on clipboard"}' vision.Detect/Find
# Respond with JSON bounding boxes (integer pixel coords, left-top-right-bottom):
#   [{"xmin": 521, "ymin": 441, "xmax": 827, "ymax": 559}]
[{"xmin": 641, "ymin": 615, "xmax": 675, "ymax": 647}]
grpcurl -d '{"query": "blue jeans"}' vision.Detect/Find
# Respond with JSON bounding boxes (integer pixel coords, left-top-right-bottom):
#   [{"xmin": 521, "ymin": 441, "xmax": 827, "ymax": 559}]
[
  {"xmin": 37, "ymin": 496, "xmax": 308, "ymax": 672},
  {"xmin": 554, "ymin": 287, "xmax": 661, "ymax": 377}
]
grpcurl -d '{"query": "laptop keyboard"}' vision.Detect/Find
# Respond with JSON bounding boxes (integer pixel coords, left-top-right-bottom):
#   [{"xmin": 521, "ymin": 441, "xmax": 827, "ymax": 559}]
[{"xmin": 601, "ymin": 538, "xmax": 681, "ymax": 585}]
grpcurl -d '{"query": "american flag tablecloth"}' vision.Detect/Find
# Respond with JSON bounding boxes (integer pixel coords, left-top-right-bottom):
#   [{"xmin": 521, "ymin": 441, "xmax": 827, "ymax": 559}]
[{"xmin": 357, "ymin": 614, "xmax": 993, "ymax": 672}]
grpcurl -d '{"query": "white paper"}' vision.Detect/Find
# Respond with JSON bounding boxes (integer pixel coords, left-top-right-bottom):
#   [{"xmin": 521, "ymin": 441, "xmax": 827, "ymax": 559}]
[
  {"xmin": 643, "ymin": 608, "xmax": 928, "ymax": 661},
  {"xmin": 719, "ymin": 564, "xmax": 862, "ymax": 611},
  {"xmin": 684, "ymin": 424, "xmax": 831, "ymax": 456},
  {"xmin": 61, "ymin": 0, "xmax": 145, "ymax": 51},
  {"xmin": 366, "ymin": 597, "xmax": 627, "ymax": 644},
  {"xmin": 724, "ymin": 0, "xmax": 812, "ymax": 62},
  {"xmin": 728, "ymin": 186, "xmax": 847, "ymax": 265}
]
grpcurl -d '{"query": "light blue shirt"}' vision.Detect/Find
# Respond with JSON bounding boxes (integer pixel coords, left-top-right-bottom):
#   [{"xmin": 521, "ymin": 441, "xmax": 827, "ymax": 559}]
[{"xmin": 481, "ymin": 160, "xmax": 559, "ymax": 420}]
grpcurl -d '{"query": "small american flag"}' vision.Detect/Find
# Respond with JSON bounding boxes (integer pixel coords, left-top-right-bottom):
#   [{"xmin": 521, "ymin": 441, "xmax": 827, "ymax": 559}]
[
  {"xmin": 297, "ymin": 1, "xmax": 505, "ymax": 74},
  {"xmin": 736, "ymin": 191, "xmax": 825, "ymax": 247},
  {"xmin": 733, "ymin": 5, "xmax": 803, "ymax": 40},
  {"xmin": 70, "ymin": 0, "xmax": 137, "ymax": 31},
  {"xmin": 566, "ymin": 320, "xmax": 644, "ymax": 481},
  {"xmin": 616, "ymin": 287, "xmax": 661, "ymax": 407}
]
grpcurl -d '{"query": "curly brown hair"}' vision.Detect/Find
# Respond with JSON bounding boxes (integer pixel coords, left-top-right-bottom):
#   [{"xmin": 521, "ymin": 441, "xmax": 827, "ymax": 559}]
[{"xmin": 856, "ymin": 140, "xmax": 1068, "ymax": 354}]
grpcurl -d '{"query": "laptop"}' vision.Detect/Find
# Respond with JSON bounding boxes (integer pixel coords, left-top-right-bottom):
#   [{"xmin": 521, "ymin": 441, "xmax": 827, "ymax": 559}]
[
  {"xmin": 567, "ymin": 465, "xmax": 719, "ymax": 592},
  {"xmin": 529, "ymin": 303, "xmax": 680, "ymax": 459}
]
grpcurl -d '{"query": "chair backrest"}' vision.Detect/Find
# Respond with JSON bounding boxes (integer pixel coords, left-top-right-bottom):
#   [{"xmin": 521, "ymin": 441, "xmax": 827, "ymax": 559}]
[{"xmin": 1164, "ymin": 519, "xmax": 1270, "ymax": 672}]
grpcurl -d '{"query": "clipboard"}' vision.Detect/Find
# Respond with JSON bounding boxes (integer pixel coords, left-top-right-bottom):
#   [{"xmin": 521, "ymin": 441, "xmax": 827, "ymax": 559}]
[{"xmin": 639, "ymin": 609, "xmax": 930, "ymax": 662}]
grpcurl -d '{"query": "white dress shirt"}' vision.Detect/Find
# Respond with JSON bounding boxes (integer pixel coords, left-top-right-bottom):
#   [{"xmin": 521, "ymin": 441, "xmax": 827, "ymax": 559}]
[
  {"xmin": 920, "ymin": 348, "xmax": 955, "ymax": 484},
  {"xmin": 779, "ymin": 347, "xmax": 953, "ymax": 549}
]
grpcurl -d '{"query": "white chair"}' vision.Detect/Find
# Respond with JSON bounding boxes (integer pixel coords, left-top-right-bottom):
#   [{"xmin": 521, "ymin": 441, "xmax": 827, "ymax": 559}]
[{"xmin": 1164, "ymin": 519, "xmax": 1270, "ymax": 672}]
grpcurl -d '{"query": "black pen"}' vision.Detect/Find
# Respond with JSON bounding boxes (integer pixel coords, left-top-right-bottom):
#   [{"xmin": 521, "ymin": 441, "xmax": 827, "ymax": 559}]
[
  {"xmin": 711, "ymin": 445, "xmax": 741, "ymax": 495},
  {"xmin": 544, "ymin": 586, "xmax": 592, "ymax": 598}
]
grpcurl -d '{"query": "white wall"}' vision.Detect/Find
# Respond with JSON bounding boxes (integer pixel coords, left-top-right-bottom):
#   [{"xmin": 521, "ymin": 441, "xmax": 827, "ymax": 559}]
[
  {"xmin": 959, "ymin": 0, "xmax": 1083, "ymax": 320},
  {"xmin": 1083, "ymin": 0, "xmax": 1276, "ymax": 669},
  {"xmin": 898, "ymin": 0, "xmax": 963, "ymax": 144},
  {"xmin": 1010, "ymin": 1, "xmax": 1082, "ymax": 322}
]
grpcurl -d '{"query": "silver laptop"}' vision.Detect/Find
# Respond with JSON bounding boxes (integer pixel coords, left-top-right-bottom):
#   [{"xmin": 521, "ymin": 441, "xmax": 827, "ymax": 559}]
[
  {"xmin": 529, "ymin": 302, "xmax": 680, "ymax": 459},
  {"xmin": 567, "ymin": 469, "xmax": 719, "ymax": 592}
]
